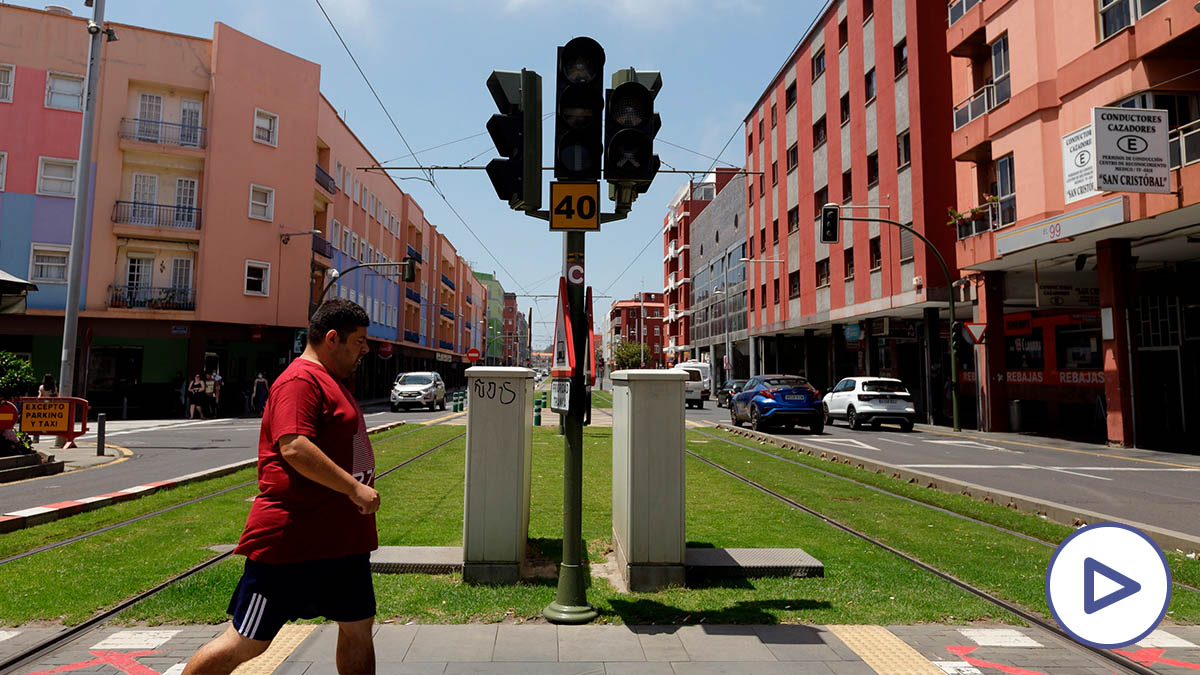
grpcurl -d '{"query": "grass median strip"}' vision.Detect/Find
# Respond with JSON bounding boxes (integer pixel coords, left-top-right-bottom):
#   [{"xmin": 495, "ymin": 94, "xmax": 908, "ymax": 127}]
[
  {"xmin": 590, "ymin": 390, "xmax": 613, "ymax": 409},
  {"xmin": 687, "ymin": 429, "xmax": 1200, "ymax": 624}
]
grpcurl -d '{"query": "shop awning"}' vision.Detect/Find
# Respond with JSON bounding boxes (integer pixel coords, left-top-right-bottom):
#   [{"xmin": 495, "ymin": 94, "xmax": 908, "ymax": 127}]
[{"xmin": 0, "ymin": 269, "xmax": 38, "ymax": 294}]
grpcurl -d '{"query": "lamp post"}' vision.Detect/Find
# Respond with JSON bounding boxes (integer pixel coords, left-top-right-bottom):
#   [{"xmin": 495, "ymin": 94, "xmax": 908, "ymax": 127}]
[{"xmin": 740, "ymin": 257, "xmax": 784, "ymax": 377}]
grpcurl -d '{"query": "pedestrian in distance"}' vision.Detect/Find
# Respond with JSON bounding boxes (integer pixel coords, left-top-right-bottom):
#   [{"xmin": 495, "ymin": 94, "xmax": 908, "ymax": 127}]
[
  {"xmin": 33, "ymin": 374, "xmax": 57, "ymax": 443},
  {"xmin": 188, "ymin": 375, "xmax": 206, "ymax": 420},
  {"xmin": 183, "ymin": 298, "xmax": 378, "ymax": 675},
  {"xmin": 252, "ymin": 372, "xmax": 269, "ymax": 416}
]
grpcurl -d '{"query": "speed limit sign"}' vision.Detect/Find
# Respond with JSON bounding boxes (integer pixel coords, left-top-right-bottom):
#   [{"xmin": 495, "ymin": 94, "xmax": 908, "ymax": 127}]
[{"xmin": 550, "ymin": 182, "xmax": 601, "ymax": 231}]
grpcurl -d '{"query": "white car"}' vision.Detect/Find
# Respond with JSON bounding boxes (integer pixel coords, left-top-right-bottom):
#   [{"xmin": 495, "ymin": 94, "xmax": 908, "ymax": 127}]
[
  {"xmin": 675, "ymin": 360, "xmax": 711, "ymax": 406},
  {"xmin": 822, "ymin": 377, "xmax": 916, "ymax": 431},
  {"xmin": 390, "ymin": 371, "xmax": 446, "ymax": 412}
]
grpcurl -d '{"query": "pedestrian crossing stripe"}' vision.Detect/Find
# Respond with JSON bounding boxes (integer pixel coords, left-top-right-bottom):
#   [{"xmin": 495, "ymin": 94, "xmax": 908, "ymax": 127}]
[
  {"xmin": 1138, "ymin": 629, "xmax": 1198, "ymax": 648},
  {"xmin": 0, "ymin": 630, "xmax": 18, "ymax": 643},
  {"xmin": 91, "ymin": 629, "xmax": 180, "ymax": 649},
  {"xmin": 958, "ymin": 628, "xmax": 1041, "ymax": 647}
]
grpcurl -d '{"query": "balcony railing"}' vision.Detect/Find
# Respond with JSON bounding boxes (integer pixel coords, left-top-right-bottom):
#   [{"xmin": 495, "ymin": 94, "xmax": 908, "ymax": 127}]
[
  {"xmin": 404, "ymin": 330, "xmax": 420, "ymax": 343},
  {"xmin": 312, "ymin": 233, "xmax": 334, "ymax": 258},
  {"xmin": 441, "ymin": 274, "xmax": 455, "ymax": 290},
  {"xmin": 407, "ymin": 245, "xmax": 422, "ymax": 263},
  {"xmin": 953, "ymin": 84, "xmax": 995, "ymax": 130},
  {"xmin": 440, "ymin": 307, "xmax": 455, "ymax": 320},
  {"xmin": 112, "ymin": 201, "xmax": 202, "ymax": 230},
  {"xmin": 119, "ymin": 118, "xmax": 207, "ymax": 148},
  {"xmin": 465, "ymin": 295, "xmax": 472, "ymax": 305},
  {"xmin": 315, "ymin": 164, "xmax": 338, "ymax": 194},
  {"xmin": 406, "ymin": 287, "xmax": 421, "ymax": 303},
  {"xmin": 1169, "ymin": 120, "xmax": 1200, "ymax": 170},
  {"xmin": 955, "ymin": 199, "xmax": 1016, "ymax": 240},
  {"xmin": 108, "ymin": 285, "xmax": 196, "ymax": 311},
  {"xmin": 947, "ymin": 0, "xmax": 982, "ymax": 25},
  {"xmin": 439, "ymin": 340, "xmax": 454, "ymax": 351}
]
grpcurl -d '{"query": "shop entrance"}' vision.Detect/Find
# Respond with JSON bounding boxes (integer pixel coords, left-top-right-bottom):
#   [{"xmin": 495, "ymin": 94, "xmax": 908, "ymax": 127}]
[{"xmin": 1135, "ymin": 348, "xmax": 1186, "ymax": 450}]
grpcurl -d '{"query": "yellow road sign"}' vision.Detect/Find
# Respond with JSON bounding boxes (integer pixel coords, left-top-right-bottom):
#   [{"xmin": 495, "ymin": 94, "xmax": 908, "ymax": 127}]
[
  {"xmin": 550, "ymin": 182, "xmax": 600, "ymax": 231},
  {"xmin": 20, "ymin": 399, "xmax": 70, "ymax": 433}
]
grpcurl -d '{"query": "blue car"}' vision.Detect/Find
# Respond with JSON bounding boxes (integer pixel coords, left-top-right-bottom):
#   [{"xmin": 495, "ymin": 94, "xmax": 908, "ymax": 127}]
[{"xmin": 730, "ymin": 374, "xmax": 824, "ymax": 434}]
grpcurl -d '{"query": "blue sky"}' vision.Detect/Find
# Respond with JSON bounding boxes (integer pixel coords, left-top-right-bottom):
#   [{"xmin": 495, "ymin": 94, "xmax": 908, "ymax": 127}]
[{"xmin": 20, "ymin": 0, "xmax": 825, "ymax": 347}]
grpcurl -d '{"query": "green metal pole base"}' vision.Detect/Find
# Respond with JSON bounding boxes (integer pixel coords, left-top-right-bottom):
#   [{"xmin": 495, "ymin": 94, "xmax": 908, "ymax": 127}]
[{"xmin": 542, "ymin": 562, "xmax": 597, "ymax": 624}]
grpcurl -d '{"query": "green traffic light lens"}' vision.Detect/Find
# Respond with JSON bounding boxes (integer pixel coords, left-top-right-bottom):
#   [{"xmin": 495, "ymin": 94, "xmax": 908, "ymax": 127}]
[{"xmin": 611, "ymin": 90, "xmax": 648, "ymax": 127}]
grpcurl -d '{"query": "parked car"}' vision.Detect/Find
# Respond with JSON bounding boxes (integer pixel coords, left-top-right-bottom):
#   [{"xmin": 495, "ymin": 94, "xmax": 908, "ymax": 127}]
[
  {"xmin": 729, "ymin": 375, "xmax": 823, "ymax": 433},
  {"xmin": 390, "ymin": 371, "xmax": 446, "ymax": 412},
  {"xmin": 675, "ymin": 365, "xmax": 706, "ymax": 408},
  {"xmin": 821, "ymin": 376, "xmax": 915, "ymax": 431},
  {"xmin": 716, "ymin": 379, "xmax": 748, "ymax": 408},
  {"xmin": 675, "ymin": 360, "xmax": 711, "ymax": 407}
]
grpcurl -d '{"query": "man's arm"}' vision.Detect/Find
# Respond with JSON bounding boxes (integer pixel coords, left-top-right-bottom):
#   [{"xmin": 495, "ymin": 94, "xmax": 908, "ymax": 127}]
[{"xmin": 277, "ymin": 434, "xmax": 380, "ymax": 514}]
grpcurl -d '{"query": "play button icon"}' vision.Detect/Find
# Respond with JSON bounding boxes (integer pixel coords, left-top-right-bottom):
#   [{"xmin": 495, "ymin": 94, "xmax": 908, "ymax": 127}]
[
  {"xmin": 1084, "ymin": 557, "xmax": 1141, "ymax": 614},
  {"xmin": 1046, "ymin": 523, "xmax": 1171, "ymax": 649}
]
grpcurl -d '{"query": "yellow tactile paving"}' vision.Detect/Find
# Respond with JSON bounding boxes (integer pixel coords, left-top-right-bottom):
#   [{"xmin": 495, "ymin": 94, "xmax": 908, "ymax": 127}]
[
  {"xmin": 230, "ymin": 624, "xmax": 316, "ymax": 675},
  {"xmin": 826, "ymin": 625, "xmax": 943, "ymax": 675}
]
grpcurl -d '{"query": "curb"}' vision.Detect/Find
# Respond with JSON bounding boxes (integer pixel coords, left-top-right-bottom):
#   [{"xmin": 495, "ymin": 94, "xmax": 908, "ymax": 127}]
[
  {"xmin": 709, "ymin": 423, "xmax": 1200, "ymax": 556},
  {"xmin": 0, "ymin": 420, "xmax": 409, "ymax": 535}
]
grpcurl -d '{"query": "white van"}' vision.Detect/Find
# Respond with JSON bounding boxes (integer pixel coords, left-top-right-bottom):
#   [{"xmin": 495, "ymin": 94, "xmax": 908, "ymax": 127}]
[{"xmin": 674, "ymin": 360, "xmax": 711, "ymax": 409}]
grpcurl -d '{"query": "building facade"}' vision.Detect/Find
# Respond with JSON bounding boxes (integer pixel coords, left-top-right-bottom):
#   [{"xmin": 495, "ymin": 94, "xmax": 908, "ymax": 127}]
[
  {"xmin": 608, "ymin": 292, "xmax": 666, "ymax": 368},
  {"xmin": 0, "ymin": 6, "xmax": 481, "ymax": 415},
  {"xmin": 744, "ymin": 0, "xmax": 959, "ymax": 421},
  {"xmin": 663, "ymin": 180, "xmax": 717, "ymax": 364},
  {"xmin": 947, "ymin": 0, "xmax": 1200, "ymax": 449}
]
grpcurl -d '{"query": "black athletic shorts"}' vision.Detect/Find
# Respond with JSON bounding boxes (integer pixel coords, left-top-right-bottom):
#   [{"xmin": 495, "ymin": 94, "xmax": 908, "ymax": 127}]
[{"xmin": 227, "ymin": 553, "xmax": 375, "ymax": 641}]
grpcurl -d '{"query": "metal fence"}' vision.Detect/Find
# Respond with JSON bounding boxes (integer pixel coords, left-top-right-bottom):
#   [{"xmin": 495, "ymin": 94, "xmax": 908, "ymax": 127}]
[
  {"xmin": 119, "ymin": 118, "xmax": 206, "ymax": 148},
  {"xmin": 108, "ymin": 285, "xmax": 196, "ymax": 311},
  {"xmin": 112, "ymin": 201, "xmax": 202, "ymax": 230},
  {"xmin": 315, "ymin": 164, "xmax": 338, "ymax": 194}
]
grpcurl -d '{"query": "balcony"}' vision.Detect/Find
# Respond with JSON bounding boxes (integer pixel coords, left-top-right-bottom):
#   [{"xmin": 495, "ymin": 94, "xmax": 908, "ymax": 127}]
[
  {"xmin": 405, "ymin": 287, "xmax": 421, "ymax": 303},
  {"xmin": 440, "ymin": 307, "xmax": 455, "ymax": 320},
  {"xmin": 954, "ymin": 199, "xmax": 1015, "ymax": 241},
  {"xmin": 407, "ymin": 245, "xmax": 422, "ymax": 263},
  {"xmin": 439, "ymin": 340, "xmax": 454, "ymax": 351},
  {"xmin": 108, "ymin": 285, "xmax": 195, "ymax": 311},
  {"xmin": 112, "ymin": 201, "xmax": 202, "ymax": 230},
  {"xmin": 404, "ymin": 330, "xmax": 420, "ymax": 343},
  {"xmin": 953, "ymin": 84, "xmax": 996, "ymax": 131},
  {"xmin": 441, "ymin": 274, "xmax": 455, "ymax": 290},
  {"xmin": 465, "ymin": 295, "xmax": 472, "ymax": 305},
  {"xmin": 1169, "ymin": 120, "xmax": 1200, "ymax": 170},
  {"xmin": 315, "ymin": 164, "xmax": 338, "ymax": 194},
  {"xmin": 119, "ymin": 118, "xmax": 206, "ymax": 149},
  {"xmin": 311, "ymin": 233, "xmax": 334, "ymax": 259},
  {"xmin": 947, "ymin": 0, "xmax": 982, "ymax": 26}
]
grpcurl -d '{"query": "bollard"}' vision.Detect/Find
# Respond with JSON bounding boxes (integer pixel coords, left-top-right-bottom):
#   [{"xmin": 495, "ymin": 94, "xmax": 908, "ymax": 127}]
[
  {"xmin": 96, "ymin": 413, "xmax": 106, "ymax": 457},
  {"xmin": 533, "ymin": 399, "xmax": 542, "ymax": 426}
]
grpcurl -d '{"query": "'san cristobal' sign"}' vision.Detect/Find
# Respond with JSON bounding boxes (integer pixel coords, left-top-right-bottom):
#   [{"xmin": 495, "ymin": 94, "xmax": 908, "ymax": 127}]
[{"xmin": 1092, "ymin": 106, "xmax": 1170, "ymax": 194}]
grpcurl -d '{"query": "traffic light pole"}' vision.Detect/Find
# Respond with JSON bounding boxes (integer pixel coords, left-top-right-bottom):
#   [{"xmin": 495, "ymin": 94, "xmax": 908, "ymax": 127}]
[
  {"xmin": 837, "ymin": 215, "xmax": 960, "ymax": 432},
  {"xmin": 543, "ymin": 230, "xmax": 598, "ymax": 624}
]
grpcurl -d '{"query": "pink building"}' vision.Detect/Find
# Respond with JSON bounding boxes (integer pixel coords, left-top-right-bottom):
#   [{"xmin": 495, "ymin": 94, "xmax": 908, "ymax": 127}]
[
  {"xmin": 0, "ymin": 5, "xmax": 481, "ymax": 416},
  {"xmin": 947, "ymin": 0, "xmax": 1200, "ymax": 449}
]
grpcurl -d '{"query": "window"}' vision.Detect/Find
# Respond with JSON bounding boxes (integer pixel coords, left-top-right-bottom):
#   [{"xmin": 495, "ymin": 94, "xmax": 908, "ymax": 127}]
[
  {"xmin": 760, "ymin": 283, "xmax": 767, "ymax": 308},
  {"xmin": 785, "ymin": 82, "xmax": 797, "ymax": 109},
  {"xmin": 771, "ymin": 161, "xmax": 778, "ymax": 186},
  {"xmin": 747, "ymin": 131, "xmax": 753, "ymax": 155},
  {"xmin": 897, "ymin": 130, "xmax": 912, "ymax": 167},
  {"xmin": 773, "ymin": 278, "xmax": 780, "ymax": 304},
  {"xmin": 772, "ymin": 219, "xmax": 779, "ymax": 245},
  {"xmin": 331, "ymin": 220, "xmax": 342, "ymax": 251},
  {"xmin": 995, "ymin": 153, "xmax": 1017, "ymax": 226},
  {"xmin": 814, "ymin": 187, "xmax": 828, "ymax": 217},
  {"xmin": 842, "ymin": 170, "xmax": 853, "ymax": 204},
  {"xmin": 171, "ymin": 258, "xmax": 193, "ymax": 289},
  {"xmin": 30, "ymin": 246, "xmax": 68, "ymax": 282},
  {"xmin": 813, "ymin": 116, "xmax": 827, "ymax": 148},
  {"xmin": 180, "ymin": 99, "xmax": 203, "ymax": 147},
  {"xmin": 174, "ymin": 178, "xmax": 198, "ymax": 228},
  {"xmin": 253, "ymin": 109, "xmax": 278, "ymax": 146},
  {"xmin": 900, "ymin": 227, "xmax": 915, "ymax": 261},
  {"xmin": 1006, "ymin": 328, "xmax": 1044, "ymax": 370},
  {"xmin": 894, "ymin": 39, "xmax": 908, "ymax": 75},
  {"xmin": 758, "ymin": 118, "xmax": 764, "ymax": 140},
  {"xmin": 748, "ymin": 185, "xmax": 753, "ymax": 207},
  {"xmin": 869, "ymin": 236, "xmax": 882, "ymax": 270},
  {"xmin": 37, "ymin": 157, "xmax": 77, "ymax": 197},
  {"xmin": 787, "ymin": 143, "xmax": 798, "ymax": 172},
  {"xmin": 844, "ymin": 248, "xmax": 855, "ymax": 279},
  {"xmin": 866, "ymin": 152, "xmax": 879, "ymax": 187},
  {"xmin": 248, "ymin": 184, "xmax": 274, "ymax": 221},
  {"xmin": 863, "ymin": 0, "xmax": 873, "ymax": 19},
  {"xmin": 758, "ymin": 175, "xmax": 764, "ymax": 197},
  {"xmin": 771, "ymin": 104, "xmax": 777, "ymax": 128},
  {"xmin": 864, "ymin": 69, "xmax": 877, "ymax": 102},
  {"xmin": 840, "ymin": 93, "xmax": 851, "ymax": 126},
  {"xmin": 0, "ymin": 64, "xmax": 12, "ymax": 103},
  {"xmin": 350, "ymin": 234, "xmax": 359, "ymax": 260},
  {"xmin": 1099, "ymin": 0, "xmax": 1132, "ymax": 39},
  {"xmin": 352, "ymin": 178, "xmax": 359, "ymax": 204},
  {"xmin": 1057, "ymin": 323, "xmax": 1103, "ymax": 370},
  {"xmin": 816, "ymin": 259, "xmax": 831, "ymax": 288},
  {"xmin": 789, "ymin": 270, "xmax": 801, "ymax": 298},
  {"xmin": 245, "ymin": 261, "xmax": 270, "ymax": 296},
  {"xmin": 137, "ymin": 93, "xmax": 163, "ymax": 141},
  {"xmin": 759, "ymin": 227, "xmax": 766, "ymax": 254},
  {"xmin": 45, "ymin": 72, "xmax": 83, "ymax": 111},
  {"xmin": 335, "ymin": 162, "xmax": 343, "ymax": 189},
  {"xmin": 812, "ymin": 49, "xmax": 826, "ymax": 79},
  {"xmin": 991, "ymin": 35, "xmax": 1011, "ymax": 106},
  {"xmin": 838, "ymin": 19, "xmax": 849, "ymax": 48},
  {"xmin": 787, "ymin": 206, "xmax": 800, "ymax": 233},
  {"xmin": 0, "ymin": 151, "xmax": 6, "ymax": 191}
]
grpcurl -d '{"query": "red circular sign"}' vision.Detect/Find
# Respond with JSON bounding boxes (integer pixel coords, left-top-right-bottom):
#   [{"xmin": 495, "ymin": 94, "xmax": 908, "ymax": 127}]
[
  {"xmin": 0, "ymin": 401, "xmax": 17, "ymax": 431},
  {"xmin": 378, "ymin": 342, "xmax": 394, "ymax": 359},
  {"xmin": 466, "ymin": 348, "xmax": 481, "ymax": 363}
]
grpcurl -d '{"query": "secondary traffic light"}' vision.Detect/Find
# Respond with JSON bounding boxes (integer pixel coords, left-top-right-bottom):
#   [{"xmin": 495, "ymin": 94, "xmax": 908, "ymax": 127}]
[
  {"xmin": 604, "ymin": 68, "xmax": 661, "ymax": 191},
  {"xmin": 485, "ymin": 69, "xmax": 542, "ymax": 211},
  {"xmin": 951, "ymin": 322, "xmax": 972, "ymax": 364},
  {"xmin": 400, "ymin": 257, "xmax": 416, "ymax": 283},
  {"xmin": 820, "ymin": 203, "xmax": 840, "ymax": 244},
  {"xmin": 554, "ymin": 37, "xmax": 605, "ymax": 181}
]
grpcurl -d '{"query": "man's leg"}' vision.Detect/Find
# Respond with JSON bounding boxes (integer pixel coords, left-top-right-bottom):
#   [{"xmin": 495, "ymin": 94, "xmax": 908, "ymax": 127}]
[
  {"xmin": 181, "ymin": 625, "xmax": 270, "ymax": 675},
  {"xmin": 335, "ymin": 617, "xmax": 375, "ymax": 675}
]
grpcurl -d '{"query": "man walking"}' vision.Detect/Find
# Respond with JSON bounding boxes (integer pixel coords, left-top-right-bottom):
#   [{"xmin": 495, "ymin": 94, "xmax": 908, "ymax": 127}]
[{"xmin": 184, "ymin": 299, "xmax": 379, "ymax": 675}]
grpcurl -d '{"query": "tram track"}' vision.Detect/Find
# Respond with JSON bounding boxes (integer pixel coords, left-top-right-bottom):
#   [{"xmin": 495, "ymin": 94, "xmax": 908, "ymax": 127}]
[
  {"xmin": 686, "ymin": 431, "xmax": 1165, "ymax": 675},
  {"xmin": 0, "ymin": 430, "xmax": 464, "ymax": 675}
]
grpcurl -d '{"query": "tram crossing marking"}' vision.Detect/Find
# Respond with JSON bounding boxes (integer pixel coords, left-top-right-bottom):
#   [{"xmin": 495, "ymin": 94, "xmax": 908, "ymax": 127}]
[
  {"xmin": 897, "ymin": 463, "xmax": 1113, "ymax": 481},
  {"xmin": 0, "ymin": 630, "xmax": 17, "ymax": 642},
  {"xmin": 933, "ymin": 663, "xmax": 983, "ymax": 675},
  {"xmin": 877, "ymin": 437, "xmax": 914, "ymax": 446},
  {"xmin": 1139, "ymin": 630, "xmax": 1199, "ymax": 648},
  {"xmin": 945, "ymin": 646, "xmax": 1049, "ymax": 675},
  {"xmin": 92, "ymin": 630, "xmax": 180, "ymax": 650},
  {"xmin": 162, "ymin": 664, "xmax": 187, "ymax": 675},
  {"xmin": 927, "ymin": 439, "xmax": 1020, "ymax": 454},
  {"xmin": 958, "ymin": 629, "xmax": 1042, "ymax": 647},
  {"xmin": 24, "ymin": 649, "xmax": 163, "ymax": 675},
  {"xmin": 802, "ymin": 437, "xmax": 882, "ymax": 452}
]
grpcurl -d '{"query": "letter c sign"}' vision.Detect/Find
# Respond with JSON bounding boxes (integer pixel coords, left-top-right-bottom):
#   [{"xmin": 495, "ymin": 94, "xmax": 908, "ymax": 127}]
[{"xmin": 567, "ymin": 263, "xmax": 584, "ymax": 286}]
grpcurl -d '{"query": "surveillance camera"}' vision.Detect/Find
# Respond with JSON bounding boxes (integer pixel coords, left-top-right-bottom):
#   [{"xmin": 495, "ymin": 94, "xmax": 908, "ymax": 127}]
[{"xmin": 87, "ymin": 20, "xmax": 100, "ymax": 35}]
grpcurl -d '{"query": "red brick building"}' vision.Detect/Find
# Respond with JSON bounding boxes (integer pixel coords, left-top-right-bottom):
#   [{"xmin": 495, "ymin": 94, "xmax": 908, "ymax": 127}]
[{"xmin": 608, "ymin": 293, "xmax": 666, "ymax": 368}]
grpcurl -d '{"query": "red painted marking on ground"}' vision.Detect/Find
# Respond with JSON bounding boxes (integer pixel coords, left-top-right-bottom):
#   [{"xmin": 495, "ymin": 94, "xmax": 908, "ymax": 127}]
[
  {"xmin": 0, "ymin": 515, "xmax": 19, "ymax": 522},
  {"xmin": 946, "ymin": 646, "xmax": 1049, "ymax": 675},
  {"xmin": 96, "ymin": 493, "xmax": 128, "ymax": 499},
  {"xmin": 23, "ymin": 649, "xmax": 162, "ymax": 675},
  {"xmin": 40, "ymin": 501, "xmax": 84, "ymax": 510},
  {"xmin": 142, "ymin": 481, "xmax": 175, "ymax": 488},
  {"xmin": 1114, "ymin": 648, "xmax": 1200, "ymax": 670}
]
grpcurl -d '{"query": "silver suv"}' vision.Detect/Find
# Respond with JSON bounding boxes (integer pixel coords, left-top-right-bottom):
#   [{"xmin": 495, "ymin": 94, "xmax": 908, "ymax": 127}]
[{"xmin": 390, "ymin": 372, "xmax": 446, "ymax": 412}]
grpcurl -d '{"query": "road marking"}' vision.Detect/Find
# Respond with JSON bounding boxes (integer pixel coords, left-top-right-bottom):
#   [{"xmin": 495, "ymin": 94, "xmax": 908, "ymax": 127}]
[
  {"xmin": 826, "ymin": 625, "xmax": 942, "ymax": 674},
  {"xmin": 958, "ymin": 628, "xmax": 1041, "ymax": 647},
  {"xmin": 916, "ymin": 428, "xmax": 1200, "ymax": 469},
  {"xmin": 89, "ymin": 418, "xmax": 226, "ymax": 439},
  {"xmin": 1138, "ymin": 629, "xmax": 1198, "ymax": 648},
  {"xmin": 927, "ymin": 439, "xmax": 1019, "ymax": 453},
  {"xmin": 897, "ymin": 463, "xmax": 1112, "ymax": 480},
  {"xmin": 1041, "ymin": 465, "xmax": 1111, "ymax": 481},
  {"xmin": 876, "ymin": 437, "xmax": 914, "ymax": 446},
  {"xmin": 0, "ymin": 630, "xmax": 18, "ymax": 642},
  {"xmin": 424, "ymin": 411, "xmax": 466, "ymax": 425},
  {"xmin": 945, "ymin": 646, "xmax": 1049, "ymax": 675},
  {"xmin": 803, "ymin": 437, "xmax": 882, "ymax": 452},
  {"xmin": 934, "ymin": 663, "xmax": 983, "ymax": 675},
  {"xmin": 92, "ymin": 630, "xmax": 180, "ymax": 649},
  {"xmin": 162, "ymin": 664, "xmax": 187, "ymax": 675}
]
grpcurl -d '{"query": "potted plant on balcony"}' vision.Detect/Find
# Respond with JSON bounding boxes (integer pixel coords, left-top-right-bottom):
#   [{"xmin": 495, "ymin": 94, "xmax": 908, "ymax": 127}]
[{"xmin": 946, "ymin": 194, "xmax": 1000, "ymax": 230}]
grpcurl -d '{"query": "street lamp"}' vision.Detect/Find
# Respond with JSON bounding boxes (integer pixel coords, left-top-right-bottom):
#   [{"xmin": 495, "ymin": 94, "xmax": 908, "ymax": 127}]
[{"xmin": 740, "ymin": 257, "xmax": 785, "ymax": 377}]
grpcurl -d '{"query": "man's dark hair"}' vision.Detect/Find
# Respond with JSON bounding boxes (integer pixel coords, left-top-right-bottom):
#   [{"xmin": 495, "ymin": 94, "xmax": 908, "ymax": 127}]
[{"xmin": 309, "ymin": 298, "xmax": 370, "ymax": 345}]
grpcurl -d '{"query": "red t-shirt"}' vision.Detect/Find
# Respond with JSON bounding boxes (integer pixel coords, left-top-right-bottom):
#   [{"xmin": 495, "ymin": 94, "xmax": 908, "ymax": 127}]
[{"xmin": 235, "ymin": 358, "xmax": 377, "ymax": 563}]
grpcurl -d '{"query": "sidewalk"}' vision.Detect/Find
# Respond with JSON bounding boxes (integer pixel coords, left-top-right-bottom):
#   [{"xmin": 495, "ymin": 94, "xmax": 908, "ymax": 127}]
[{"xmin": 9, "ymin": 621, "xmax": 1191, "ymax": 674}]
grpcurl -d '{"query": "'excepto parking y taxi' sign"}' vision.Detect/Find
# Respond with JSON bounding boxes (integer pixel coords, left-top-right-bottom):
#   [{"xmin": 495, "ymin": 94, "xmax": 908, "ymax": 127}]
[
  {"xmin": 20, "ymin": 399, "xmax": 70, "ymax": 433},
  {"xmin": 1092, "ymin": 106, "xmax": 1170, "ymax": 194}
]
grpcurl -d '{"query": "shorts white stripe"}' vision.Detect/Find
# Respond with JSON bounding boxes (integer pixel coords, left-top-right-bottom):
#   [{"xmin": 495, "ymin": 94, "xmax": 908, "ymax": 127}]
[
  {"xmin": 246, "ymin": 593, "xmax": 267, "ymax": 639},
  {"xmin": 238, "ymin": 594, "xmax": 263, "ymax": 638}
]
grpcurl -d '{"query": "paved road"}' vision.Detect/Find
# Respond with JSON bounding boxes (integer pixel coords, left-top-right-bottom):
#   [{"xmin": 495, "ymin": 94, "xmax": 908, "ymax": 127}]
[
  {"xmin": 683, "ymin": 398, "xmax": 1200, "ymax": 539},
  {"xmin": 0, "ymin": 401, "xmax": 456, "ymax": 514}
]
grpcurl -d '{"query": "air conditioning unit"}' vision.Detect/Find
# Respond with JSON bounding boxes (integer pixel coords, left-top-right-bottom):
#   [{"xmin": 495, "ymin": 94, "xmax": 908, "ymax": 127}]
[{"xmin": 912, "ymin": 275, "xmax": 923, "ymax": 289}]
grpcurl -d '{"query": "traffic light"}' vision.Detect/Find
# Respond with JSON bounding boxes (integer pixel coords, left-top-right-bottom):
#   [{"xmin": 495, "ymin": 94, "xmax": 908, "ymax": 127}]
[
  {"xmin": 554, "ymin": 37, "xmax": 605, "ymax": 181},
  {"xmin": 400, "ymin": 257, "xmax": 416, "ymax": 283},
  {"xmin": 485, "ymin": 69, "xmax": 542, "ymax": 211},
  {"xmin": 951, "ymin": 322, "xmax": 972, "ymax": 364},
  {"xmin": 820, "ymin": 203, "xmax": 840, "ymax": 244},
  {"xmin": 604, "ymin": 68, "xmax": 661, "ymax": 191}
]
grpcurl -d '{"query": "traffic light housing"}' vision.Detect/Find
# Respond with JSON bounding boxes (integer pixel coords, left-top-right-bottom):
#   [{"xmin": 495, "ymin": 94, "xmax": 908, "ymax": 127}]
[
  {"xmin": 951, "ymin": 322, "xmax": 972, "ymax": 364},
  {"xmin": 820, "ymin": 203, "xmax": 840, "ymax": 244},
  {"xmin": 554, "ymin": 37, "xmax": 605, "ymax": 181},
  {"xmin": 604, "ymin": 68, "xmax": 661, "ymax": 191},
  {"xmin": 485, "ymin": 69, "xmax": 542, "ymax": 211},
  {"xmin": 400, "ymin": 257, "xmax": 416, "ymax": 283}
]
